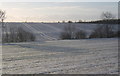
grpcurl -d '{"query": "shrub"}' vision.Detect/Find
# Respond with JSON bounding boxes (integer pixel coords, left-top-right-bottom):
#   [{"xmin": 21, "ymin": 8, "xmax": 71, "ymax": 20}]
[
  {"xmin": 75, "ymin": 30, "xmax": 87, "ymax": 39},
  {"xmin": 60, "ymin": 24, "xmax": 87, "ymax": 39},
  {"xmin": 89, "ymin": 25, "xmax": 115, "ymax": 38},
  {"xmin": 2, "ymin": 27, "xmax": 36, "ymax": 43},
  {"xmin": 60, "ymin": 24, "xmax": 76, "ymax": 39}
]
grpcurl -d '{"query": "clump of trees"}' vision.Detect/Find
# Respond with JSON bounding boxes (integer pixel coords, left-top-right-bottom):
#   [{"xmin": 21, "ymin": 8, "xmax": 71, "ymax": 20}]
[
  {"xmin": 60, "ymin": 24, "xmax": 87, "ymax": 39},
  {"xmin": 100, "ymin": 11, "xmax": 115, "ymax": 20},
  {"xmin": 2, "ymin": 27, "xmax": 36, "ymax": 43},
  {"xmin": 75, "ymin": 30, "xmax": 87, "ymax": 39},
  {"xmin": 60, "ymin": 24, "xmax": 76, "ymax": 39},
  {"xmin": 89, "ymin": 12, "xmax": 118, "ymax": 38},
  {"xmin": 117, "ymin": 31, "xmax": 120, "ymax": 37},
  {"xmin": 60, "ymin": 12, "xmax": 119, "ymax": 40},
  {"xmin": 89, "ymin": 25, "xmax": 116, "ymax": 38},
  {"xmin": 60, "ymin": 24, "xmax": 118, "ymax": 40}
]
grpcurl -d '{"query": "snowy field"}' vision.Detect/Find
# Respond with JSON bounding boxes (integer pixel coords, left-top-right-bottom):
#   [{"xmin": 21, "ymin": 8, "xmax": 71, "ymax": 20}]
[
  {"xmin": 3, "ymin": 23, "xmax": 118, "ymax": 41},
  {"xmin": 2, "ymin": 38, "xmax": 118, "ymax": 74}
]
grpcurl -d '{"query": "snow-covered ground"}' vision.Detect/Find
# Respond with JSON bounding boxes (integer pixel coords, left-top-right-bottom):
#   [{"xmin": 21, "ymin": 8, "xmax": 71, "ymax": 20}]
[{"xmin": 2, "ymin": 38, "xmax": 118, "ymax": 74}]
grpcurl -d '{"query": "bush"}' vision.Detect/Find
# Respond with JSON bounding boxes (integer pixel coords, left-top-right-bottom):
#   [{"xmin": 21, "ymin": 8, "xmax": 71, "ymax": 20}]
[
  {"xmin": 60, "ymin": 32, "xmax": 71, "ymax": 39},
  {"xmin": 2, "ymin": 27, "xmax": 36, "ymax": 43},
  {"xmin": 60, "ymin": 24, "xmax": 76, "ymax": 39},
  {"xmin": 60, "ymin": 24, "xmax": 87, "ymax": 39},
  {"xmin": 117, "ymin": 31, "xmax": 120, "ymax": 37},
  {"xmin": 75, "ymin": 30, "xmax": 87, "ymax": 39},
  {"xmin": 89, "ymin": 25, "xmax": 115, "ymax": 38},
  {"xmin": 113, "ymin": 31, "xmax": 120, "ymax": 37}
]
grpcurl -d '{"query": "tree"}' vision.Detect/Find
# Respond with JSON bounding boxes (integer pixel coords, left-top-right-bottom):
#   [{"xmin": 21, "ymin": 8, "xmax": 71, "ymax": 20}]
[
  {"xmin": 0, "ymin": 10, "xmax": 6, "ymax": 27},
  {"xmin": 60, "ymin": 23, "xmax": 76, "ymax": 39},
  {"xmin": 2, "ymin": 27, "xmax": 36, "ymax": 43},
  {"xmin": 101, "ymin": 12, "xmax": 115, "ymax": 38},
  {"xmin": 0, "ymin": 10, "xmax": 6, "ymax": 43},
  {"xmin": 117, "ymin": 31, "xmax": 120, "ymax": 37},
  {"xmin": 16, "ymin": 27, "xmax": 36, "ymax": 42},
  {"xmin": 101, "ymin": 11, "xmax": 115, "ymax": 20},
  {"xmin": 75, "ymin": 30, "xmax": 87, "ymax": 39},
  {"xmin": 113, "ymin": 31, "xmax": 120, "ymax": 38},
  {"xmin": 89, "ymin": 25, "xmax": 115, "ymax": 38},
  {"xmin": 60, "ymin": 23, "xmax": 87, "ymax": 39},
  {"xmin": 89, "ymin": 12, "xmax": 116, "ymax": 38},
  {"xmin": 68, "ymin": 21, "xmax": 73, "ymax": 23}
]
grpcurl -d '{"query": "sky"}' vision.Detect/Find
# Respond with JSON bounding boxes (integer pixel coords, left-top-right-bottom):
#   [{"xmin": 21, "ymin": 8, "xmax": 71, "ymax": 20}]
[
  {"xmin": 0, "ymin": 0, "xmax": 119, "ymax": 2},
  {"xmin": 0, "ymin": 2, "xmax": 118, "ymax": 22}
]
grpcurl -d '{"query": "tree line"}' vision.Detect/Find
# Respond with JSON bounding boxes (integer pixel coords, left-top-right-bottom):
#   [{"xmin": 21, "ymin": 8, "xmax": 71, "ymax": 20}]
[
  {"xmin": 60, "ymin": 12, "xmax": 119, "ymax": 39},
  {"xmin": 60, "ymin": 24, "xmax": 119, "ymax": 40},
  {"xmin": 0, "ymin": 9, "xmax": 119, "ymax": 42}
]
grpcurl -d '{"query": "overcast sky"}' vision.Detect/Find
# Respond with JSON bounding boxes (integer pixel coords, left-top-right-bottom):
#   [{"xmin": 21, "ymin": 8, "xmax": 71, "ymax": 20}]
[
  {"xmin": 0, "ymin": 2, "xmax": 118, "ymax": 22},
  {"xmin": 0, "ymin": 0, "xmax": 119, "ymax": 2}
]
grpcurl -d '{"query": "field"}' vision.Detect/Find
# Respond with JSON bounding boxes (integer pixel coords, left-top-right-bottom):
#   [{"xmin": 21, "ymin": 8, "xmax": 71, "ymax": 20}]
[
  {"xmin": 2, "ymin": 38, "xmax": 118, "ymax": 74},
  {"xmin": 0, "ymin": 1, "xmax": 119, "ymax": 75},
  {"xmin": 3, "ymin": 23, "xmax": 118, "ymax": 41}
]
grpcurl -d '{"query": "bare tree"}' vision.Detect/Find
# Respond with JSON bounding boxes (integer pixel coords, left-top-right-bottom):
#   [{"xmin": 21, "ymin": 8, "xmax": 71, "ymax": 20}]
[
  {"xmin": 0, "ymin": 10, "xmax": 6, "ymax": 27},
  {"xmin": 75, "ymin": 30, "xmax": 87, "ymax": 39},
  {"xmin": 60, "ymin": 23, "xmax": 76, "ymax": 39},
  {"xmin": 101, "ymin": 12, "xmax": 115, "ymax": 38},
  {"xmin": 89, "ymin": 25, "xmax": 115, "ymax": 38},
  {"xmin": 0, "ymin": 10, "xmax": 6, "ymax": 43},
  {"xmin": 2, "ymin": 26, "xmax": 36, "ymax": 43},
  {"xmin": 101, "ymin": 11, "xmax": 115, "ymax": 20},
  {"xmin": 89, "ymin": 12, "xmax": 116, "ymax": 38}
]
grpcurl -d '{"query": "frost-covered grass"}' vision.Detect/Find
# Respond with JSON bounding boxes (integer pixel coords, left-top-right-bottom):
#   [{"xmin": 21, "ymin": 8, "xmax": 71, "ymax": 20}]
[{"xmin": 2, "ymin": 38, "xmax": 118, "ymax": 74}]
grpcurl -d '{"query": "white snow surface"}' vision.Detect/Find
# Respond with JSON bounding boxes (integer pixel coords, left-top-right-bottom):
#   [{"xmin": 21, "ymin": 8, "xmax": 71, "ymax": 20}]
[{"xmin": 2, "ymin": 38, "xmax": 118, "ymax": 74}]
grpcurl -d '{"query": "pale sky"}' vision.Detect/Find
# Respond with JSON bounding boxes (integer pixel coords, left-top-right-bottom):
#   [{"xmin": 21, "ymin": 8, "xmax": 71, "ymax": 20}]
[
  {"xmin": 0, "ymin": 2, "xmax": 118, "ymax": 22},
  {"xmin": 0, "ymin": 0, "xmax": 119, "ymax": 2}
]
